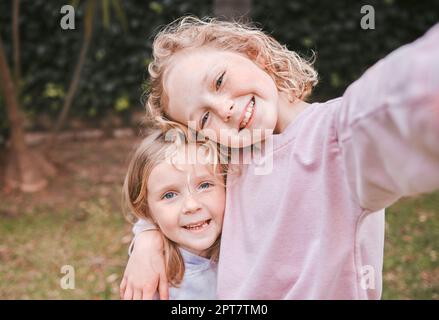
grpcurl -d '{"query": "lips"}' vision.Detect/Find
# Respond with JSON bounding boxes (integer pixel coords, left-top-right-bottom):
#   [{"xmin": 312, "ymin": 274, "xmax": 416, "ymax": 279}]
[
  {"xmin": 239, "ymin": 96, "xmax": 256, "ymax": 130},
  {"xmin": 182, "ymin": 219, "xmax": 211, "ymax": 231}
]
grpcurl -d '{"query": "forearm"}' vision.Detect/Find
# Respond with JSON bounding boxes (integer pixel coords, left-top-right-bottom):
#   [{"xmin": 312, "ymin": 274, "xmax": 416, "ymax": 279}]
[
  {"xmin": 121, "ymin": 228, "xmax": 168, "ymax": 300},
  {"xmin": 129, "ymin": 218, "xmax": 159, "ymax": 255},
  {"xmin": 337, "ymin": 23, "xmax": 439, "ymax": 211},
  {"xmin": 131, "ymin": 229, "xmax": 164, "ymax": 254}
]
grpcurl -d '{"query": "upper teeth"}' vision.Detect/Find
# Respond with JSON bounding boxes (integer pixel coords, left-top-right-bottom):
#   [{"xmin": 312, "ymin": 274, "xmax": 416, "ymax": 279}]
[
  {"xmin": 184, "ymin": 220, "xmax": 210, "ymax": 230},
  {"xmin": 240, "ymin": 98, "xmax": 255, "ymax": 129}
]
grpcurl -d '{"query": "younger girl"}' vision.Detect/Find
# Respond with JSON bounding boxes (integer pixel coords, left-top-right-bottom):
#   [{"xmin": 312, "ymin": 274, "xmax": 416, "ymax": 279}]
[
  {"xmin": 122, "ymin": 125, "xmax": 226, "ymax": 299},
  {"xmin": 121, "ymin": 17, "xmax": 439, "ymax": 299}
]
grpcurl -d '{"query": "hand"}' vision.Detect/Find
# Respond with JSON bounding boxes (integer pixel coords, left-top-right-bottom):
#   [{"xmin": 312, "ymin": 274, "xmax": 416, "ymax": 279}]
[{"xmin": 119, "ymin": 230, "xmax": 169, "ymax": 300}]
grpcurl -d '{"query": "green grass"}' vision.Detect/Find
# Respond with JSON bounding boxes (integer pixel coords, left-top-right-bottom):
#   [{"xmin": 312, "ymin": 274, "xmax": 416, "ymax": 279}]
[
  {"xmin": 0, "ymin": 195, "xmax": 130, "ymax": 299},
  {"xmin": 382, "ymin": 192, "xmax": 439, "ymax": 299},
  {"xmin": 0, "ymin": 138, "xmax": 134, "ymax": 300}
]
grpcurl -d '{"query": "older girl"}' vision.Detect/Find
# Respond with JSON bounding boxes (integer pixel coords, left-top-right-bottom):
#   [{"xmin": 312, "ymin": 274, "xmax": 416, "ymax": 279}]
[{"xmin": 121, "ymin": 17, "xmax": 439, "ymax": 299}]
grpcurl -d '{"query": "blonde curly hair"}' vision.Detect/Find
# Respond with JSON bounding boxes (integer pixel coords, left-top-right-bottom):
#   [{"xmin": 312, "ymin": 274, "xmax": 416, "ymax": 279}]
[{"xmin": 144, "ymin": 15, "xmax": 318, "ymax": 126}]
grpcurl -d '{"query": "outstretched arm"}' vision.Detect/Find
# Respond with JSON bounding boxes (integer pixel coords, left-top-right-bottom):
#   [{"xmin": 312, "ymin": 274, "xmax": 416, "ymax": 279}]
[{"xmin": 336, "ymin": 23, "xmax": 439, "ymax": 212}]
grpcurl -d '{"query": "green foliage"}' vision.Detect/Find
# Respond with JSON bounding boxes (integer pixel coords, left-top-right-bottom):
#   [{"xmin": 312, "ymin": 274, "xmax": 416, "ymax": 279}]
[
  {"xmin": 114, "ymin": 94, "xmax": 129, "ymax": 112},
  {"xmin": 0, "ymin": 0, "xmax": 212, "ymax": 137},
  {"xmin": 253, "ymin": 0, "xmax": 439, "ymax": 101}
]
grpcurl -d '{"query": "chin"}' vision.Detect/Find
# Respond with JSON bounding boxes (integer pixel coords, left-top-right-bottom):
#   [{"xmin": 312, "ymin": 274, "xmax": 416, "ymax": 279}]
[{"xmin": 191, "ymin": 240, "xmax": 217, "ymax": 252}]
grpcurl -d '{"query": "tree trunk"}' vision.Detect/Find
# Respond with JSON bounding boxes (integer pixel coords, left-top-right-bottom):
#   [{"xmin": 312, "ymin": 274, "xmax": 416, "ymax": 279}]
[
  {"xmin": 214, "ymin": 0, "xmax": 252, "ymax": 21},
  {"xmin": 45, "ymin": 0, "xmax": 96, "ymax": 152},
  {"xmin": 0, "ymin": 37, "xmax": 55, "ymax": 193},
  {"xmin": 12, "ymin": 0, "xmax": 21, "ymax": 87}
]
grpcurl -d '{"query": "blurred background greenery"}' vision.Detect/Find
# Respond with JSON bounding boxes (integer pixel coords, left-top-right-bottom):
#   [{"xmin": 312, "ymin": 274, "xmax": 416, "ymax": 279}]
[
  {"xmin": 1, "ymin": 0, "xmax": 438, "ymax": 139},
  {"xmin": 0, "ymin": 0, "xmax": 438, "ymax": 299}
]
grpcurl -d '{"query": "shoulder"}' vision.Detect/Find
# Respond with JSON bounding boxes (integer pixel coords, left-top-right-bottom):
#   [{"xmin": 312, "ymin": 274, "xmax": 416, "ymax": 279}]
[
  {"xmin": 169, "ymin": 261, "xmax": 217, "ymax": 300},
  {"xmin": 294, "ymin": 98, "xmax": 342, "ymax": 139}
]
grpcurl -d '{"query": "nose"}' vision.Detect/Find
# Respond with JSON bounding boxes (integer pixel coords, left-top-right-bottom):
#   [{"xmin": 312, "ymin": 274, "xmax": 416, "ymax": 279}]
[
  {"xmin": 214, "ymin": 98, "xmax": 234, "ymax": 123},
  {"xmin": 182, "ymin": 194, "xmax": 202, "ymax": 215}
]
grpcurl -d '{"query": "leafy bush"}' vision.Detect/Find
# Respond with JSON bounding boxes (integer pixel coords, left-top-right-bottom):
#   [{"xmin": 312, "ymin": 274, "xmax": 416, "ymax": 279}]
[
  {"xmin": 0, "ymin": 0, "xmax": 212, "ymax": 139},
  {"xmin": 253, "ymin": 0, "xmax": 439, "ymax": 101}
]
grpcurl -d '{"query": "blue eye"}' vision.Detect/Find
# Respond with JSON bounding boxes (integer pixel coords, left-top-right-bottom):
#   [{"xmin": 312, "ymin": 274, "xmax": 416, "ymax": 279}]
[
  {"xmin": 216, "ymin": 72, "xmax": 225, "ymax": 90},
  {"xmin": 199, "ymin": 182, "xmax": 213, "ymax": 190},
  {"xmin": 162, "ymin": 192, "xmax": 177, "ymax": 200},
  {"xmin": 200, "ymin": 112, "xmax": 210, "ymax": 129}
]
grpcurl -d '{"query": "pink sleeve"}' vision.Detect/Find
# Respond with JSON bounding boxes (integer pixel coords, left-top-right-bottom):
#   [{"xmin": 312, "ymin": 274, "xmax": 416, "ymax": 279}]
[{"xmin": 336, "ymin": 23, "xmax": 439, "ymax": 212}]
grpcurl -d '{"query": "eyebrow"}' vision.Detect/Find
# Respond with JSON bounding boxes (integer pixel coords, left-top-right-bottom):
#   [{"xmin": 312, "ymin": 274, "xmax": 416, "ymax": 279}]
[
  {"xmin": 151, "ymin": 172, "xmax": 216, "ymax": 194},
  {"xmin": 192, "ymin": 172, "xmax": 217, "ymax": 181}
]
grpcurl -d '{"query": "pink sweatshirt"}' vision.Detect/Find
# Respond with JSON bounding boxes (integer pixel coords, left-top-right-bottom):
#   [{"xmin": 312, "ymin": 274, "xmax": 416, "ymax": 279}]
[
  {"xmin": 217, "ymin": 24, "xmax": 439, "ymax": 299},
  {"xmin": 134, "ymin": 24, "xmax": 439, "ymax": 299}
]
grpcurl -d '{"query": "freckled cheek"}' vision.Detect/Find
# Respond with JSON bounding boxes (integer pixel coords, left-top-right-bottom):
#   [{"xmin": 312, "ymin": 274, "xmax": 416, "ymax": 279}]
[
  {"xmin": 151, "ymin": 204, "xmax": 181, "ymax": 231},
  {"xmin": 158, "ymin": 219, "xmax": 182, "ymax": 237},
  {"xmin": 230, "ymin": 76, "xmax": 255, "ymax": 95},
  {"xmin": 230, "ymin": 70, "xmax": 275, "ymax": 99},
  {"xmin": 208, "ymin": 193, "xmax": 226, "ymax": 223},
  {"xmin": 228, "ymin": 66, "xmax": 258, "ymax": 90}
]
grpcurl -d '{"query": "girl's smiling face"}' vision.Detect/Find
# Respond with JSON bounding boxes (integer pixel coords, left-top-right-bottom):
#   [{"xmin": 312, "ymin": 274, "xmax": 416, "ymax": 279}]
[
  {"xmin": 164, "ymin": 47, "xmax": 280, "ymax": 148},
  {"xmin": 146, "ymin": 145, "xmax": 225, "ymax": 257}
]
